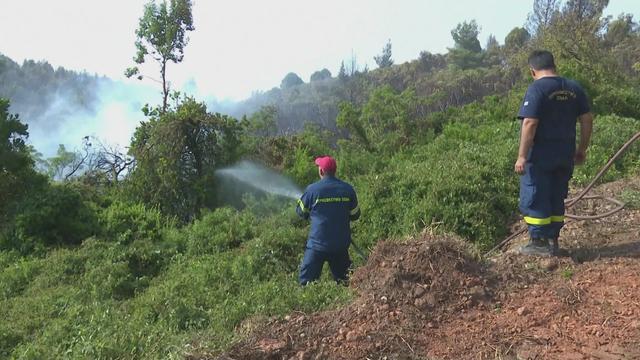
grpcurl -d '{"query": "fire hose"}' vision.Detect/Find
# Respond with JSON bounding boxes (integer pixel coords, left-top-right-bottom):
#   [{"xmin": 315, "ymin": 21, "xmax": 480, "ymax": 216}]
[{"xmin": 486, "ymin": 131, "xmax": 640, "ymax": 256}]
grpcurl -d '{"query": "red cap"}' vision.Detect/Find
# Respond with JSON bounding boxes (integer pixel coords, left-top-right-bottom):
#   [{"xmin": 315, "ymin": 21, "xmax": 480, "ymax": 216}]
[{"xmin": 314, "ymin": 156, "xmax": 337, "ymax": 173}]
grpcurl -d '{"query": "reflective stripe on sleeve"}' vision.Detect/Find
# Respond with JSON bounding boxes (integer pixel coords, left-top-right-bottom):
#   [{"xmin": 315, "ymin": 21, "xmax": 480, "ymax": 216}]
[
  {"xmin": 297, "ymin": 198, "xmax": 309, "ymax": 213},
  {"xmin": 550, "ymin": 215, "xmax": 565, "ymax": 222}
]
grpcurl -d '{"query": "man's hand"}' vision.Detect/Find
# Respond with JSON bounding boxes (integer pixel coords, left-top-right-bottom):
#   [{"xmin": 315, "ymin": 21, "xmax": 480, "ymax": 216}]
[
  {"xmin": 514, "ymin": 156, "xmax": 526, "ymax": 175},
  {"xmin": 574, "ymin": 150, "xmax": 587, "ymax": 165}
]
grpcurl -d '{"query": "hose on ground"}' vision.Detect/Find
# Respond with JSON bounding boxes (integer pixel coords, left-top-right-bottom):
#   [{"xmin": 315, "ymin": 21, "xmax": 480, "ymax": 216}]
[{"xmin": 486, "ymin": 131, "xmax": 640, "ymax": 256}]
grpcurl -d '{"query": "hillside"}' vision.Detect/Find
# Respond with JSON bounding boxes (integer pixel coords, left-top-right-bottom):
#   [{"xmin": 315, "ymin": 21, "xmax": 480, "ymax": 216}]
[
  {"xmin": 0, "ymin": 53, "xmax": 105, "ymax": 127},
  {"xmin": 1, "ymin": 1, "xmax": 640, "ymax": 359},
  {"xmin": 214, "ymin": 176, "xmax": 640, "ymax": 359},
  {"xmin": 228, "ymin": 59, "xmax": 519, "ymax": 134}
]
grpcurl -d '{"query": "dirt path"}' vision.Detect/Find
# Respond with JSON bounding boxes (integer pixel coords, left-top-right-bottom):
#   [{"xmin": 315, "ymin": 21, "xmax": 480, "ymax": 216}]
[{"xmin": 211, "ymin": 177, "xmax": 640, "ymax": 360}]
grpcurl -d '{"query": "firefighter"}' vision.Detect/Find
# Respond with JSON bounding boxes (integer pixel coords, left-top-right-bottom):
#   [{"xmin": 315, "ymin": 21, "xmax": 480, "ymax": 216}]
[
  {"xmin": 515, "ymin": 50, "xmax": 593, "ymax": 256},
  {"xmin": 296, "ymin": 156, "xmax": 360, "ymax": 285}
]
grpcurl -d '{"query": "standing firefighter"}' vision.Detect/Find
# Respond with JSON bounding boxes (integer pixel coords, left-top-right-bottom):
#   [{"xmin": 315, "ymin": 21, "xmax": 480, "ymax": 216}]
[
  {"xmin": 296, "ymin": 156, "xmax": 360, "ymax": 285},
  {"xmin": 515, "ymin": 50, "xmax": 593, "ymax": 256}
]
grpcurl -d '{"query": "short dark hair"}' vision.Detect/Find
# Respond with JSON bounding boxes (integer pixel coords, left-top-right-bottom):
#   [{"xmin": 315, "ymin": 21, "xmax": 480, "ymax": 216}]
[{"xmin": 528, "ymin": 50, "xmax": 556, "ymax": 71}]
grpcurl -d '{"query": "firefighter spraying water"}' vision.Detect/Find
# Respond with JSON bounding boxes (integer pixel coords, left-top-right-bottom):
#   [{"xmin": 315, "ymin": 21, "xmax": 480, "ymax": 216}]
[
  {"xmin": 215, "ymin": 158, "xmax": 365, "ymax": 282},
  {"xmin": 295, "ymin": 156, "xmax": 361, "ymax": 285}
]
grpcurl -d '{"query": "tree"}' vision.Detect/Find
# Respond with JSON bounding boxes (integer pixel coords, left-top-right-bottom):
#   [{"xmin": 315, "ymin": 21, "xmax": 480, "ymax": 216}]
[
  {"xmin": 336, "ymin": 86, "xmax": 420, "ymax": 152},
  {"xmin": 0, "ymin": 98, "xmax": 31, "ymax": 175},
  {"xmin": 504, "ymin": 27, "xmax": 531, "ymax": 51},
  {"xmin": 562, "ymin": 0, "xmax": 609, "ymax": 25},
  {"xmin": 243, "ymin": 105, "xmax": 277, "ymax": 137},
  {"xmin": 604, "ymin": 13, "xmax": 635, "ymax": 46},
  {"xmin": 128, "ymin": 97, "xmax": 243, "ymax": 220},
  {"xmin": 1, "ymin": 98, "xmax": 33, "ymax": 222},
  {"xmin": 0, "ymin": 98, "xmax": 53, "ymax": 250},
  {"xmin": 451, "ymin": 20, "xmax": 482, "ymax": 53},
  {"xmin": 345, "ymin": 52, "xmax": 360, "ymax": 77},
  {"xmin": 532, "ymin": 0, "xmax": 610, "ymax": 79},
  {"xmin": 280, "ymin": 72, "xmax": 304, "ymax": 89},
  {"xmin": 44, "ymin": 144, "xmax": 87, "ymax": 181},
  {"xmin": 418, "ymin": 51, "xmax": 447, "ymax": 72},
  {"xmin": 0, "ymin": 54, "xmax": 103, "ymax": 131},
  {"xmin": 448, "ymin": 20, "xmax": 484, "ymax": 69},
  {"xmin": 526, "ymin": 0, "xmax": 561, "ymax": 35},
  {"xmin": 374, "ymin": 39, "xmax": 394, "ymax": 68},
  {"xmin": 310, "ymin": 68, "xmax": 332, "ymax": 82},
  {"xmin": 338, "ymin": 61, "xmax": 348, "ymax": 81},
  {"xmin": 125, "ymin": 0, "xmax": 195, "ymax": 113},
  {"xmin": 484, "ymin": 35, "xmax": 502, "ymax": 66},
  {"xmin": 603, "ymin": 14, "xmax": 640, "ymax": 76},
  {"xmin": 339, "ymin": 52, "xmax": 364, "ymax": 103},
  {"xmin": 88, "ymin": 139, "xmax": 135, "ymax": 185}
]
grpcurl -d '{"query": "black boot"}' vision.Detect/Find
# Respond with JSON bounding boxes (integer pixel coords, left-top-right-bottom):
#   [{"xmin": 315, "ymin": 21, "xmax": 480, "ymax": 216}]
[
  {"xmin": 549, "ymin": 237, "xmax": 562, "ymax": 256},
  {"xmin": 519, "ymin": 237, "xmax": 551, "ymax": 256}
]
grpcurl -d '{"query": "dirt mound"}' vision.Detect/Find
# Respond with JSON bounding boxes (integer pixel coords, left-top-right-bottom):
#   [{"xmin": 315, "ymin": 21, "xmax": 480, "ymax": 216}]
[
  {"xmin": 352, "ymin": 236, "xmax": 490, "ymax": 317},
  {"xmin": 214, "ymin": 235, "xmax": 495, "ymax": 360}
]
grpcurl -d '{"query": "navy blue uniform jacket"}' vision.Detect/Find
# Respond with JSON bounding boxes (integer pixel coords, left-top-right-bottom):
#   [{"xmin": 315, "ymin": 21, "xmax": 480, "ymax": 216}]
[
  {"xmin": 296, "ymin": 176, "xmax": 360, "ymax": 252},
  {"xmin": 517, "ymin": 76, "xmax": 590, "ymax": 162}
]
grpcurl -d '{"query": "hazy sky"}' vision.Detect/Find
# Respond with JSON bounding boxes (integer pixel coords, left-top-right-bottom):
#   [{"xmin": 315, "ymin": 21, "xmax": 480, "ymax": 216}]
[{"xmin": 1, "ymin": 0, "xmax": 638, "ymax": 101}]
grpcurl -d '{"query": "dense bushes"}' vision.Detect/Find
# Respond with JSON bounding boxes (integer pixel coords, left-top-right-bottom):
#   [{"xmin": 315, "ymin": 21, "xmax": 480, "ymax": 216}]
[
  {"xmin": 2, "ymin": 184, "xmax": 98, "ymax": 253},
  {"xmin": 349, "ymin": 114, "xmax": 519, "ymax": 249},
  {"xmin": 0, "ymin": 206, "xmax": 351, "ymax": 358},
  {"xmin": 99, "ymin": 201, "xmax": 168, "ymax": 245},
  {"xmin": 572, "ymin": 115, "xmax": 640, "ymax": 184},
  {"xmin": 172, "ymin": 207, "xmax": 256, "ymax": 256}
]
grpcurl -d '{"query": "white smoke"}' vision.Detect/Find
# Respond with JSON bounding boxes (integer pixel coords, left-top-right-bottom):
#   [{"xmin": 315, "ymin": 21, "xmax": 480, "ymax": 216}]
[
  {"xmin": 22, "ymin": 77, "xmax": 246, "ymax": 159},
  {"xmin": 24, "ymin": 80, "xmax": 157, "ymax": 158}
]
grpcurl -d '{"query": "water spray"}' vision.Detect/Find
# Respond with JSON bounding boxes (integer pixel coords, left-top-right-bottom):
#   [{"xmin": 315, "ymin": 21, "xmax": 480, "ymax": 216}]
[{"xmin": 215, "ymin": 160, "xmax": 303, "ymax": 199}]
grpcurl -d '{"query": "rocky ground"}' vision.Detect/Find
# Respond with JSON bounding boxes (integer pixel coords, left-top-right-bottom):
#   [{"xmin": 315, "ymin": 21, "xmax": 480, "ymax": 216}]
[{"xmin": 206, "ymin": 177, "xmax": 640, "ymax": 360}]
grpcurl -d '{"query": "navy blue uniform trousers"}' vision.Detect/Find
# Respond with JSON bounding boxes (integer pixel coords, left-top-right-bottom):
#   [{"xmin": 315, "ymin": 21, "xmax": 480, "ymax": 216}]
[
  {"xmin": 519, "ymin": 160, "xmax": 573, "ymax": 239},
  {"xmin": 299, "ymin": 247, "xmax": 351, "ymax": 285}
]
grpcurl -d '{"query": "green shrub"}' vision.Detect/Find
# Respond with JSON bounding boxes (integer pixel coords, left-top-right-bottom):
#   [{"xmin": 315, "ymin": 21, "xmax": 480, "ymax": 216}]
[
  {"xmin": 0, "ymin": 257, "xmax": 43, "ymax": 300},
  {"xmin": 78, "ymin": 239, "xmax": 177, "ymax": 300},
  {"xmin": 99, "ymin": 201, "xmax": 169, "ymax": 244},
  {"xmin": 0, "ymin": 284, "xmax": 83, "ymax": 358},
  {"xmin": 0, "ymin": 250, "xmax": 20, "ymax": 270},
  {"xmin": 84, "ymin": 260, "xmax": 141, "ymax": 300},
  {"xmin": 26, "ymin": 248, "xmax": 88, "ymax": 291},
  {"xmin": 2, "ymin": 184, "xmax": 98, "ymax": 254},
  {"xmin": 352, "ymin": 119, "xmax": 519, "ymax": 249},
  {"xmin": 620, "ymin": 189, "xmax": 640, "ymax": 209},
  {"xmin": 592, "ymin": 85, "xmax": 640, "ymax": 119},
  {"xmin": 283, "ymin": 124, "xmax": 334, "ymax": 186},
  {"xmin": 573, "ymin": 115, "xmax": 640, "ymax": 185},
  {"xmin": 180, "ymin": 207, "xmax": 256, "ymax": 256}
]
